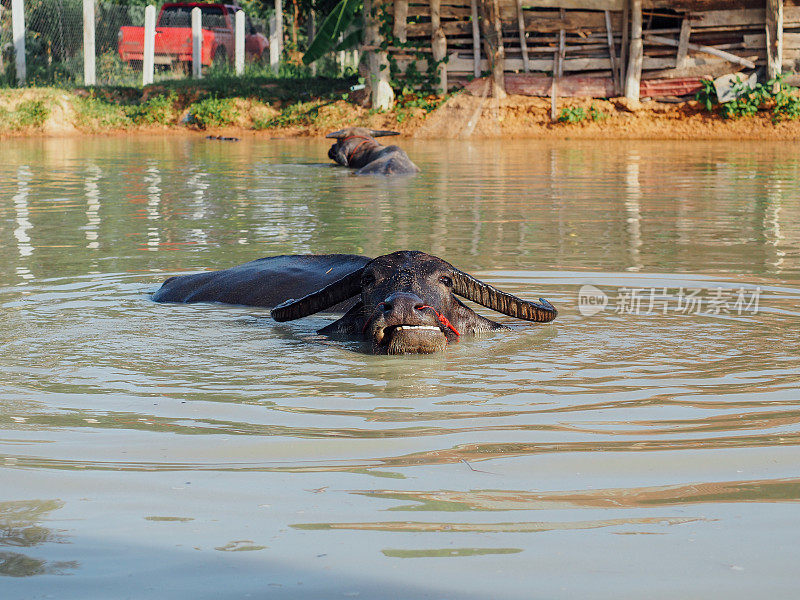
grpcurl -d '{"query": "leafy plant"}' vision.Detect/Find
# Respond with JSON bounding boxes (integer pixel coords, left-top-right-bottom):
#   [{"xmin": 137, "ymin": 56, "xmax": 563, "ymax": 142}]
[
  {"xmin": 302, "ymin": 0, "xmax": 362, "ymax": 65},
  {"xmin": 697, "ymin": 73, "xmax": 800, "ymax": 122},
  {"xmin": 188, "ymin": 97, "xmax": 240, "ymax": 128},
  {"xmin": 695, "ymin": 78, "xmax": 717, "ymax": 111},
  {"xmin": 558, "ymin": 105, "xmax": 586, "ymax": 123},
  {"xmin": 14, "ymin": 99, "xmax": 51, "ymax": 128},
  {"xmin": 126, "ymin": 92, "xmax": 178, "ymax": 125},
  {"xmin": 557, "ymin": 103, "xmax": 608, "ymax": 124}
]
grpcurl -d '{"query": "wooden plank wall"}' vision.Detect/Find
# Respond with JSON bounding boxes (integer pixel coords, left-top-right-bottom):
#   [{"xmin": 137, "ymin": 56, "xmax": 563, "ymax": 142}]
[{"xmin": 389, "ymin": 1, "xmax": 800, "ymax": 88}]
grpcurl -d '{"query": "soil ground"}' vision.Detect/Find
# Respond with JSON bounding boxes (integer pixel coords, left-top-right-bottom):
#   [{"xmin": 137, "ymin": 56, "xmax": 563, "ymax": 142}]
[{"xmin": 2, "ymin": 86, "xmax": 799, "ymax": 140}]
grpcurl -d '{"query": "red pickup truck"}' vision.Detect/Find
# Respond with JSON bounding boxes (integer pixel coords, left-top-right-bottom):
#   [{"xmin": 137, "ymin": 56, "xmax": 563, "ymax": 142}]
[{"xmin": 118, "ymin": 3, "xmax": 268, "ymax": 68}]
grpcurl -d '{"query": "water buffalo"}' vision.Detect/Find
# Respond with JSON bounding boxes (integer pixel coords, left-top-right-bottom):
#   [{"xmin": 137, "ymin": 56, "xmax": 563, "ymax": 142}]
[
  {"xmin": 152, "ymin": 251, "xmax": 557, "ymax": 354},
  {"xmin": 326, "ymin": 127, "xmax": 420, "ymax": 175}
]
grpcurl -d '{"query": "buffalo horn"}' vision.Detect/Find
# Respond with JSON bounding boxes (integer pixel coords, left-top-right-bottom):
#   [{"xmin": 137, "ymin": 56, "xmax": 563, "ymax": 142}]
[
  {"xmin": 271, "ymin": 268, "xmax": 364, "ymax": 321},
  {"xmin": 368, "ymin": 129, "xmax": 401, "ymax": 137},
  {"xmin": 451, "ymin": 270, "xmax": 558, "ymax": 323},
  {"xmin": 325, "ymin": 130, "xmax": 348, "ymax": 139}
]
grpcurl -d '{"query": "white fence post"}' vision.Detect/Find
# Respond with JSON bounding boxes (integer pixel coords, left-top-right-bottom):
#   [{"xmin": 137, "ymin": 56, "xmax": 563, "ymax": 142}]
[
  {"xmin": 269, "ymin": 14, "xmax": 279, "ymax": 74},
  {"xmin": 11, "ymin": 0, "xmax": 26, "ymax": 85},
  {"xmin": 235, "ymin": 11, "xmax": 245, "ymax": 74},
  {"xmin": 82, "ymin": 0, "xmax": 96, "ymax": 85},
  {"xmin": 192, "ymin": 7, "xmax": 202, "ymax": 78},
  {"xmin": 143, "ymin": 5, "xmax": 156, "ymax": 85},
  {"xmin": 274, "ymin": 0, "xmax": 283, "ymax": 58}
]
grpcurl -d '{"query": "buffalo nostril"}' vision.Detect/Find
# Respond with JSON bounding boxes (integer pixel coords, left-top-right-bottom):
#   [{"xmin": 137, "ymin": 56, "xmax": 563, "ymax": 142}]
[{"xmin": 414, "ymin": 303, "xmax": 425, "ymax": 311}]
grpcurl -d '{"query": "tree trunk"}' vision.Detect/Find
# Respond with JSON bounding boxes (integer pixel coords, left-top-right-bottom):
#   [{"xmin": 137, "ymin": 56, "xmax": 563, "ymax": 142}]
[{"xmin": 479, "ymin": 0, "xmax": 506, "ymax": 98}]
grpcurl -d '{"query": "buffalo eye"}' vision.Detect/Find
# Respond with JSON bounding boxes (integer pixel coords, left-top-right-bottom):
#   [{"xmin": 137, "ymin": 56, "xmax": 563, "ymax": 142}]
[
  {"xmin": 361, "ymin": 272, "xmax": 376, "ymax": 286},
  {"xmin": 439, "ymin": 275, "xmax": 453, "ymax": 287}
]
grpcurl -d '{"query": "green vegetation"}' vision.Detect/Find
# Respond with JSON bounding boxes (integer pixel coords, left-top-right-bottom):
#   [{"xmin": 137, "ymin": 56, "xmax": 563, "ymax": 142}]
[
  {"xmin": 187, "ymin": 97, "xmax": 240, "ymax": 128},
  {"xmin": 557, "ymin": 103, "xmax": 608, "ymax": 124},
  {"xmin": 394, "ymin": 92, "xmax": 451, "ymax": 123},
  {"xmin": 126, "ymin": 92, "xmax": 179, "ymax": 125},
  {"xmin": 72, "ymin": 94, "xmax": 130, "ymax": 130},
  {"xmin": 255, "ymin": 99, "xmax": 330, "ymax": 129},
  {"xmin": 696, "ymin": 74, "xmax": 800, "ymax": 122},
  {"xmin": 0, "ymin": 99, "xmax": 51, "ymax": 130}
]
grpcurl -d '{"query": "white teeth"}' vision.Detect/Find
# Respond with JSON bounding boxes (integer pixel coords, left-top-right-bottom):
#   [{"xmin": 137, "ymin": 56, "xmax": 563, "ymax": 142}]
[{"xmin": 395, "ymin": 326, "xmax": 440, "ymax": 332}]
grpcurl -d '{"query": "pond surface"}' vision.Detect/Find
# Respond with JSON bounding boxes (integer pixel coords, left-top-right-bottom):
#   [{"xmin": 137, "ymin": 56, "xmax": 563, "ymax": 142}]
[{"xmin": 1, "ymin": 136, "xmax": 799, "ymax": 599}]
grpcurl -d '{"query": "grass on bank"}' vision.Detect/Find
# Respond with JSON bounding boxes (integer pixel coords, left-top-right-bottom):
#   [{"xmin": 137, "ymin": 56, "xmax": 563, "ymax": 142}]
[{"xmin": 0, "ymin": 66, "xmax": 455, "ymax": 134}]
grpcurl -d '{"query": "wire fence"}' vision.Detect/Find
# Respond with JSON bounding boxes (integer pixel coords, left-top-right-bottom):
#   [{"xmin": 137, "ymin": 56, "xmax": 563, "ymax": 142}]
[{"xmin": 0, "ymin": 0, "xmax": 276, "ymax": 87}]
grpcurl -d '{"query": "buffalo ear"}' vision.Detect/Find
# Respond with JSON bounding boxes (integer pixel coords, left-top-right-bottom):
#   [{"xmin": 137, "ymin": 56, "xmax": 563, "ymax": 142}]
[
  {"xmin": 369, "ymin": 129, "xmax": 400, "ymax": 137},
  {"xmin": 271, "ymin": 268, "xmax": 364, "ymax": 322}
]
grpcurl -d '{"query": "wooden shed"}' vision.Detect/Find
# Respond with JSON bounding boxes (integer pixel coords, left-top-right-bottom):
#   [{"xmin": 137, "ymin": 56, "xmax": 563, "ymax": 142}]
[{"xmin": 361, "ymin": 0, "xmax": 794, "ymax": 106}]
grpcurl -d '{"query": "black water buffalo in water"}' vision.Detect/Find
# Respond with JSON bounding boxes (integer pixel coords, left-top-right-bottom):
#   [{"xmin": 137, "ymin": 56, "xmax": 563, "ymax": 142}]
[
  {"xmin": 152, "ymin": 251, "xmax": 557, "ymax": 354},
  {"xmin": 326, "ymin": 127, "xmax": 420, "ymax": 175}
]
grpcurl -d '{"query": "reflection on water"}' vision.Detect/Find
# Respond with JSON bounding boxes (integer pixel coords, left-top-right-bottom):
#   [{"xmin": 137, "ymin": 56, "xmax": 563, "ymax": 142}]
[
  {"xmin": 0, "ymin": 137, "xmax": 799, "ymax": 598},
  {"xmin": 0, "ymin": 500, "xmax": 76, "ymax": 577}
]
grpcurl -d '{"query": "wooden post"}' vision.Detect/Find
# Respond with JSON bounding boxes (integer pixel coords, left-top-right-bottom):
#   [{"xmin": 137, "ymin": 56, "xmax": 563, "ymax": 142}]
[
  {"xmin": 551, "ymin": 11, "xmax": 565, "ymax": 122},
  {"xmin": 82, "ymin": 0, "xmax": 96, "ymax": 85},
  {"xmin": 479, "ymin": 0, "xmax": 506, "ymax": 98},
  {"xmin": 604, "ymin": 10, "xmax": 618, "ymax": 95},
  {"xmin": 431, "ymin": 0, "xmax": 448, "ymax": 93},
  {"xmin": 619, "ymin": 0, "xmax": 629, "ymax": 91},
  {"xmin": 394, "ymin": 0, "xmax": 408, "ymax": 44},
  {"xmin": 515, "ymin": 0, "xmax": 529, "ymax": 73},
  {"xmin": 363, "ymin": 0, "xmax": 394, "ymax": 110},
  {"xmin": 767, "ymin": 0, "xmax": 784, "ymax": 79},
  {"xmin": 624, "ymin": 0, "xmax": 642, "ymax": 102},
  {"xmin": 192, "ymin": 7, "xmax": 202, "ymax": 78},
  {"xmin": 143, "ymin": 5, "xmax": 156, "ymax": 86},
  {"xmin": 235, "ymin": 10, "xmax": 245, "ymax": 74},
  {"xmin": 11, "ymin": 0, "xmax": 25, "ymax": 85},
  {"xmin": 470, "ymin": 0, "xmax": 481, "ymax": 78},
  {"xmin": 676, "ymin": 16, "xmax": 691, "ymax": 69}
]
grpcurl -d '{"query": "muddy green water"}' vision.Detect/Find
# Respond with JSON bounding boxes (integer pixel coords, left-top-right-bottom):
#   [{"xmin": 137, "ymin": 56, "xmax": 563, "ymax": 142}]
[{"xmin": 1, "ymin": 137, "xmax": 799, "ymax": 599}]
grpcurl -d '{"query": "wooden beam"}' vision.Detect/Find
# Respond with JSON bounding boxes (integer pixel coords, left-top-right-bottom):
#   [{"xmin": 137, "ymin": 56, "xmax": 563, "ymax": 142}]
[
  {"xmin": 676, "ymin": 17, "xmax": 691, "ymax": 69},
  {"xmin": 431, "ymin": 0, "xmax": 448, "ymax": 93},
  {"xmin": 744, "ymin": 32, "xmax": 800, "ymax": 49},
  {"xmin": 645, "ymin": 33, "xmax": 756, "ymax": 69},
  {"xmin": 604, "ymin": 10, "xmax": 619, "ymax": 94},
  {"xmin": 394, "ymin": 0, "xmax": 408, "ymax": 44},
  {"xmin": 767, "ymin": 0, "xmax": 784, "ymax": 79},
  {"xmin": 508, "ymin": 0, "xmax": 622, "ymax": 8},
  {"xmin": 625, "ymin": 0, "xmax": 643, "ymax": 101},
  {"xmin": 552, "ymin": 9, "xmax": 565, "ymax": 121},
  {"xmin": 619, "ymin": 0, "xmax": 629, "ymax": 90},
  {"xmin": 515, "ymin": 0, "xmax": 530, "ymax": 72},
  {"xmin": 479, "ymin": 0, "xmax": 506, "ymax": 98},
  {"xmin": 470, "ymin": 0, "xmax": 481, "ymax": 78},
  {"xmin": 689, "ymin": 7, "xmax": 799, "ymax": 28}
]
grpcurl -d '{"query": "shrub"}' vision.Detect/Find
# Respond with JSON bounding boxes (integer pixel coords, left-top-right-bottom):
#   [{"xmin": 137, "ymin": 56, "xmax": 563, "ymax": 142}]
[
  {"xmin": 126, "ymin": 92, "xmax": 178, "ymax": 125},
  {"xmin": 188, "ymin": 97, "xmax": 240, "ymax": 128},
  {"xmin": 14, "ymin": 99, "xmax": 50, "ymax": 128}
]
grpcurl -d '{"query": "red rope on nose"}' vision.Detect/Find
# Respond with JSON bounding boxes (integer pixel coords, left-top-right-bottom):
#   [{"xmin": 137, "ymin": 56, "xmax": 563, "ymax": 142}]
[
  {"xmin": 418, "ymin": 306, "xmax": 461, "ymax": 336},
  {"xmin": 361, "ymin": 303, "xmax": 460, "ymax": 337},
  {"xmin": 343, "ymin": 136, "xmax": 372, "ymax": 165}
]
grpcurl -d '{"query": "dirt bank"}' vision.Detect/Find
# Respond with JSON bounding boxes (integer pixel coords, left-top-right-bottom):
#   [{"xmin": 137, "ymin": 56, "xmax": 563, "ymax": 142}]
[{"xmin": 2, "ymin": 87, "xmax": 800, "ymax": 140}]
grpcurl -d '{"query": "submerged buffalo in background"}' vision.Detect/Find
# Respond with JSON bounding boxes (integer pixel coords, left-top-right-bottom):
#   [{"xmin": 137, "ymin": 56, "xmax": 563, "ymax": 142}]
[
  {"xmin": 326, "ymin": 127, "xmax": 421, "ymax": 175},
  {"xmin": 153, "ymin": 251, "xmax": 557, "ymax": 354}
]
